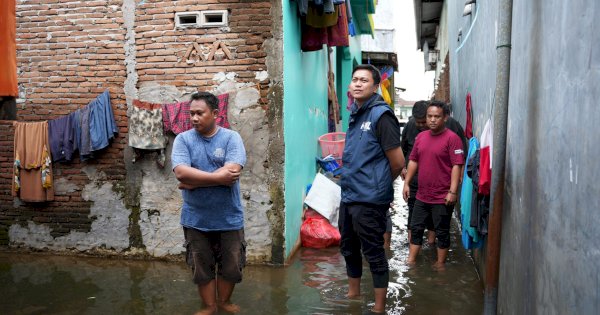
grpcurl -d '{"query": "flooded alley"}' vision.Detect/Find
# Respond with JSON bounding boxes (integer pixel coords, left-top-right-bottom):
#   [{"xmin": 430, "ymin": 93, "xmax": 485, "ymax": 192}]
[{"xmin": 0, "ymin": 182, "xmax": 483, "ymax": 315}]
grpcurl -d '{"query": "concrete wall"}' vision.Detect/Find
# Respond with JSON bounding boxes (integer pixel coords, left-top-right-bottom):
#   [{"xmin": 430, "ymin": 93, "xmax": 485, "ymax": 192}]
[
  {"xmin": 1, "ymin": 0, "xmax": 284, "ymax": 264},
  {"xmin": 448, "ymin": 0, "xmax": 600, "ymax": 313},
  {"xmin": 448, "ymin": 0, "xmax": 498, "ymax": 135},
  {"xmin": 282, "ymin": 0, "xmax": 329, "ymax": 259},
  {"xmin": 499, "ymin": 1, "xmax": 600, "ymax": 313}
]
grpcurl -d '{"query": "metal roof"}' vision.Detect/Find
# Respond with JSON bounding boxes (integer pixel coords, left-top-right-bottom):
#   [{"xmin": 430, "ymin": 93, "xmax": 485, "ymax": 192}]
[{"xmin": 413, "ymin": 0, "xmax": 444, "ymax": 50}]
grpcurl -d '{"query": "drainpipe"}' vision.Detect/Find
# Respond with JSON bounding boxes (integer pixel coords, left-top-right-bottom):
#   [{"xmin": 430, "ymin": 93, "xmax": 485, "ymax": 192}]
[{"xmin": 484, "ymin": 0, "xmax": 513, "ymax": 314}]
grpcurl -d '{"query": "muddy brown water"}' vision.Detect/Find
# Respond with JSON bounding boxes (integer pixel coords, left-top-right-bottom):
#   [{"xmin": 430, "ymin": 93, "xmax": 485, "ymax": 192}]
[{"xmin": 0, "ymin": 183, "xmax": 483, "ymax": 314}]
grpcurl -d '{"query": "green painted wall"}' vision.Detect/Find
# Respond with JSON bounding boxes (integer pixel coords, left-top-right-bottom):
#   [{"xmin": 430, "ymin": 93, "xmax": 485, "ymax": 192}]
[
  {"xmin": 282, "ymin": 0, "xmax": 329, "ymax": 259},
  {"xmin": 337, "ymin": 36, "xmax": 362, "ymax": 131}
]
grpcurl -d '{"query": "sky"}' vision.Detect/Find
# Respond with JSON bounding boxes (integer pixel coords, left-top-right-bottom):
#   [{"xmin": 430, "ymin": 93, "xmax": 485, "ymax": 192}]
[{"xmin": 390, "ymin": 0, "xmax": 435, "ymax": 101}]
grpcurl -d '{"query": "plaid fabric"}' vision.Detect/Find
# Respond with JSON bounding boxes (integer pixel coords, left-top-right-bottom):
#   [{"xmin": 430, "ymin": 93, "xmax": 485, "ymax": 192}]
[
  {"xmin": 161, "ymin": 93, "xmax": 230, "ymax": 134},
  {"xmin": 161, "ymin": 101, "xmax": 191, "ymax": 135},
  {"xmin": 216, "ymin": 93, "xmax": 230, "ymax": 129}
]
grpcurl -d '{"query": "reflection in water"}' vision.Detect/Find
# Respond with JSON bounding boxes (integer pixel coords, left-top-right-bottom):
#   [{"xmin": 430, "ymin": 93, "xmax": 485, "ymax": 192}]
[{"xmin": 0, "ymin": 181, "xmax": 483, "ymax": 314}]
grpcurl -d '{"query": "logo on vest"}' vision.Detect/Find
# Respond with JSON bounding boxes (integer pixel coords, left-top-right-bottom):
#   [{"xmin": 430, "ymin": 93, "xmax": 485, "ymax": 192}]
[
  {"xmin": 360, "ymin": 121, "xmax": 371, "ymax": 131},
  {"xmin": 214, "ymin": 148, "xmax": 225, "ymax": 158}
]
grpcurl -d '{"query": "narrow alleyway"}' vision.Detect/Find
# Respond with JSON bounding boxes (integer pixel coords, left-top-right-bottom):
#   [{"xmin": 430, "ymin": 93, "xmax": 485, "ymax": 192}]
[{"xmin": 0, "ymin": 180, "xmax": 482, "ymax": 315}]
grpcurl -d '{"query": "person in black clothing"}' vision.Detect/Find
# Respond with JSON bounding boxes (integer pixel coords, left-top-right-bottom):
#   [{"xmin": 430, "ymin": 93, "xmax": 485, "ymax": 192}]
[
  {"xmin": 339, "ymin": 64, "xmax": 405, "ymax": 314},
  {"xmin": 441, "ymin": 101, "xmax": 468, "ymax": 156},
  {"xmin": 400, "ymin": 100, "xmax": 467, "ymax": 245}
]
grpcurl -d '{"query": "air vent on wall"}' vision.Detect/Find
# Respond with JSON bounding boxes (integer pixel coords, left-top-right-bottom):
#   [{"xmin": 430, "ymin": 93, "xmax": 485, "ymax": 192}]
[
  {"xmin": 175, "ymin": 12, "xmax": 200, "ymax": 29},
  {"xmin": 200, "ymin": 10, "xmax": 228, "ymax": 28},
  {"xmin": 175, "ymin": 10, "xmax": 228, "ymax": 29}
]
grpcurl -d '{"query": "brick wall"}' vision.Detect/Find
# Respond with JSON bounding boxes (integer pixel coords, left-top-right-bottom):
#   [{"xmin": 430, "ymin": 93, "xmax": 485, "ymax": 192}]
[
  {"xmin": 432, "ymin": 53, "xmax": 450, "ymax": 104},
  {"xmin": 135, "ymin": 0, "xmax": 272, "ymax": 104},
  {"xmin": 1, "ymin": 0, "xmax": 274, "ymax": 253},
  {"xmin": 0, "ymin": 0, "xmax": 128, "ymax": 245}
]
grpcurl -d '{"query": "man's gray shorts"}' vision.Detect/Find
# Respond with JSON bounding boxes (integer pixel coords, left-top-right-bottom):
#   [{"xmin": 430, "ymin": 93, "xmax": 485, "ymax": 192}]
[{"xmin": 183, "ymin": 227, "xmax": 246, "ymax": 285}]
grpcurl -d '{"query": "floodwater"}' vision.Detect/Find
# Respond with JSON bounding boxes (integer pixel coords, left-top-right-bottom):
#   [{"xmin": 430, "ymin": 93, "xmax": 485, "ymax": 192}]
[{"xmin": 0, "ymin": 182, "xmax": 483, "ymax": 315}]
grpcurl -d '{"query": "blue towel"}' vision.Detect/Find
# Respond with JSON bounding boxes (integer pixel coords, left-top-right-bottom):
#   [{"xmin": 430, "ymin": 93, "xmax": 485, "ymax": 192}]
[
  {"xmin": 89, "ymin": 90, "xmax": 118, "ymax": 151},
  {"xmin": 48, "ymin": 114, "xmax": 75, "ymax": 162},
  {"xmin": 460, "ymin": 137, "xmax": 483, "ymax": 249}
]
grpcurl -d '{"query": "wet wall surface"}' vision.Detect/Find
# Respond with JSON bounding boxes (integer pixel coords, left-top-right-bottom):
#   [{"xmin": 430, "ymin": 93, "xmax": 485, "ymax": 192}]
[{"xmin": 0, "ymin": 182, "xmax": 483, "ymax": 315}]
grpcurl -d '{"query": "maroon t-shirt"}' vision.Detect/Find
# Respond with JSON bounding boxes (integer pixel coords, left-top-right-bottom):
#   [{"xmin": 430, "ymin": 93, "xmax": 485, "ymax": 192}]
[{"xmin": 409, "ymin": 129, "xmax": 465, "ymax": 204}]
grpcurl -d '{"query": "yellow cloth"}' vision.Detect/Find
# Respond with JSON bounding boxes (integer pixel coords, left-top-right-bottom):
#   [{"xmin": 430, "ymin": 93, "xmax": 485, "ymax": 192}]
[
  {"xmin": 306, "ymin": 5, "xmax": 339, "ymax": 28},
  {"xmin": 380, "ymin": 79, "xmax": 392, "ymax": 105}
]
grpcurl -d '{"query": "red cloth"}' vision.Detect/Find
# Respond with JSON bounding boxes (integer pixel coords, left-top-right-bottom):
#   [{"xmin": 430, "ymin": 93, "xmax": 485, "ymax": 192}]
[
  {"xmin": 216, "ymin": 93, "xmax": 230, "ymax": 129},
  {"xmin": 465, "ymin": 92, "xmax": 473, "ymax": 139},
  {"xmin": 161, "ymin": 93, "xmax": 230, "ymax": 134},
  {"xmin": 0, "ymin": 0, "xmax": 18, "ymax": 96},
  {"xmin": 301, "ymin": 4, "xmax": 349, "ymax": 52},
  {"xmin": 133, "ymin": 99, "xmax": 161, "ymax": 110},
  {"xmin": 161, "ymin": 101, "xmax": 191, "ymax": 134},
  {"xmin": 478, "ymin": 119, "xmax": 493, "ymax": 195},
  {"xmin": 479, "ymin": 146, "xmax": 491, "ymax": 195},
  {"xmin": 409, "ymin": 129, "xmax": 465, "ymax": 204}
]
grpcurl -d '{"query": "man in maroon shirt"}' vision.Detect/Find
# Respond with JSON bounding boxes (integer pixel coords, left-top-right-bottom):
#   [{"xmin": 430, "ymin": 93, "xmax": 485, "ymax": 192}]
[{"xmin": 402, "ymin": 101, "xmax": 464, "ymax": 269}]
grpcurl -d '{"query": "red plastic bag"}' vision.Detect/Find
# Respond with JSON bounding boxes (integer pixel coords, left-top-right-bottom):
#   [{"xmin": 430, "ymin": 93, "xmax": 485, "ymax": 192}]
[{"xmin": 301, "ymin": 215, "xmax": 341, "ymax": 249}]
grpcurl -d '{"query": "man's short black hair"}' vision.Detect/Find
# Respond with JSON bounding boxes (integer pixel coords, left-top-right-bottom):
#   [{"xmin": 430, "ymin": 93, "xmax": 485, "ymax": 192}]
[
  {"xmin": 190, "ymin": 91, "xmax": 219, "ymax": 111},
  {"xmin": 431, "ymin": 100, "xmax": 452, "ymax": 115},
  {"xmin": 412, "ymin": 100, "xmax": 429, "ymax": 119},
  {"xmin": 428, "ymin": 100, "xmax": 447, "ymax": 115},
  {"xmin": 352, "ymin": 64, "xmax": 382, "ymax": 85}
]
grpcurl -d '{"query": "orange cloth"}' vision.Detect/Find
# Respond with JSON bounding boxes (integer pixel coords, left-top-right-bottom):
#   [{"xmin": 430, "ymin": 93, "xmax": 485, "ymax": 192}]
[
  {"xmin": 12, "ymin": 121, "xmax": 54, "ymax": 202},
  {"xmin": 0, "ymin": 0, "xmax": 18, "ymax": 96}
]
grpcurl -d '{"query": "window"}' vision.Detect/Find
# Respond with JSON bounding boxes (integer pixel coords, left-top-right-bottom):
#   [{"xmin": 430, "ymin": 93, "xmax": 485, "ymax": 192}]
[{"xmin": 175, "ymin": 10, "xmax": 228, "ymax": 29}]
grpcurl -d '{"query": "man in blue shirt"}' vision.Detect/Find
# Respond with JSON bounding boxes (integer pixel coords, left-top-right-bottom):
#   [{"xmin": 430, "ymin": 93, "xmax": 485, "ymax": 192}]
[
  {"xmin": 340, "ymin": 64, "xmax": 405, "ymax": 314},
  {"xmin": 171, "ymin": 92, "xmax": 247, "ymax": 315}
]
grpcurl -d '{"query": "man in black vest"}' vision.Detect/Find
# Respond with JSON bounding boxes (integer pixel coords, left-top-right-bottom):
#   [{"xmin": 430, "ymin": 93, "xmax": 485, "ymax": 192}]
[{"xmin": 339, "ymin": 64, "xmax": 405, "ymax": 314}]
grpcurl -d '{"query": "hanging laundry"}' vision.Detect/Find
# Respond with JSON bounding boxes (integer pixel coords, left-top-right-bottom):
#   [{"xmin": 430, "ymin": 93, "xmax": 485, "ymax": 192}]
[
  {"xmin": 79, "ymin": 105, "xmax": 93, "ymax": 161},
  {"xmin": 161, "ymin": 100, "xmax": 191, "ymax": 135},
  {"xmin": 0, "ymin": 0, "xmax": 18, "ymax": 97},
  {"xmin": 313, "ymin": 0, "xmax": 335, "ymax": 14},
  {"xmin": 89, "ymin": 90, "xmax": 118, "ymax": 151},
  {"xmin": 467, "ymin": 140, "xmax": 489, "ymax": 235},
  {"xmin": 294, "ymin": 0, "xmax": 309, "ymax": 16},
  {"xmin": 48, "ymin": 114, "xmax": 76, "ymax": 163},
  {"xmin": 380, "ymin": 79, "xmax": 392, "ymax": 105},
  {"xmin": 129, "ymin": 100, "xmax": 167, "ymax": 150},
  {"xmin": 460, "ymin": 137, "xmax": 482, "ymax": 249},
  {"xmin": 306, "ymin": 4, "xmax": 339, "ymax": 28},
  {"xmin": 12, "ymin": 121, "xmax": 54, "ymax": 202},
  {"xmin": 465, "ymin": 92, "xmax": 473, "ymax": 139},
  {"xmin": 216, "ymin": 93, "xmax": 230, "ymax": 129},
  {"xmin": 478, "ymin": 118, "xmax": 493, "ymax": 195},
  {"xmin": 71, "ymin": 110, "xmax": 81, "ymax": 155},
  {"xmin": 301, "ymin": 3, "xmax": 349, "ymax": 52},
  {"xmin": 162, "ymin": 94, "xmax": 230, "ymax": 134},
  {"xmin": 346, "ymin": 0, "xmax": 357, "ymax": 37}
]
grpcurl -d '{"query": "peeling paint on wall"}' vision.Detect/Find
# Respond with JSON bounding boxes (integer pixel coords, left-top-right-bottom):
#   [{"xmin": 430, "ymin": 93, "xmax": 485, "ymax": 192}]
[
  {"xmin": 9, "ymin": 169, "xmax": 130, "ymax": 252},
  {"xmin": 137, "ymin": 157, "xmax": 184, "ymax": 257},
  {"xmin": 128, "ymin": 75, "xmax": 274, "ymax": 262},
  {"xmin": 214, "ymin": 74, "xmax": 273, "ymax": 262}
]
